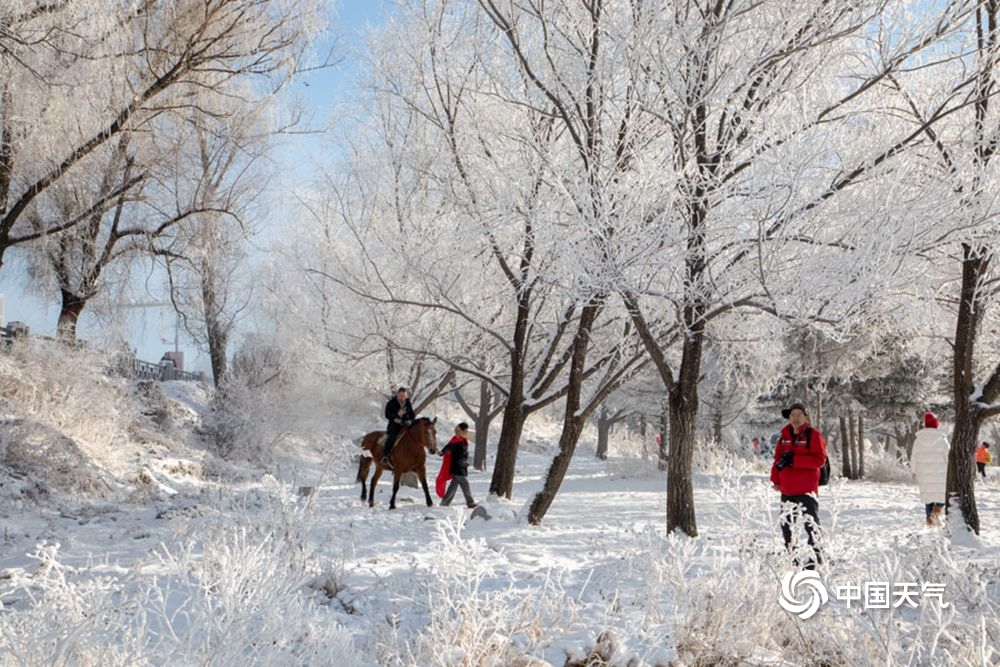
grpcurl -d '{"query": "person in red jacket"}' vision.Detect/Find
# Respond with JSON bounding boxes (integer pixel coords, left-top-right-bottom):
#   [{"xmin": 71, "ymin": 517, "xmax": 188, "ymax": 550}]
[
  {"xmin": 976, "ymin": 443, "xmax": 992, "ymax": 479},
  {"xmin": 439, "ymin": 423, "xmax": 477, "ymax": 508},
  {"xmin": 771, "ymin": 401, "xmax": 827, "ymax": 570}
]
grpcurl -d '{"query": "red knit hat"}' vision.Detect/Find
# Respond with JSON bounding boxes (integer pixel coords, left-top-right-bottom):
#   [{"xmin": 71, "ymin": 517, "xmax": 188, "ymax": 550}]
[{"xmin": 924, "ymin": 412, "xmax": 939, "ymax": 429}]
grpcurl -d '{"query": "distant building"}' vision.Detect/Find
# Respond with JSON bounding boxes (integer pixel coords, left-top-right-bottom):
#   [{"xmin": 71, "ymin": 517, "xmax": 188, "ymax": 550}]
[{"xmin": 161, "ymin": 351, "xmax": 185, "ymax": 371}]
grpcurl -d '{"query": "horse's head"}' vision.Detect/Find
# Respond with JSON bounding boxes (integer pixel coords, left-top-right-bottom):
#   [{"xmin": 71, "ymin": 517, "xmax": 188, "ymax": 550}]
[{"xmin": 418, "ymin": 416, "xmax": 439, "ymax": 455}]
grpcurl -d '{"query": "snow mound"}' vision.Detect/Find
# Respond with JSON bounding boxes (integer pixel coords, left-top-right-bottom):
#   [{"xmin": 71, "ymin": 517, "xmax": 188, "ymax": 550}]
[{"xmin": 0, "ymin": 417, "xmax": 117, "ymax": 500}]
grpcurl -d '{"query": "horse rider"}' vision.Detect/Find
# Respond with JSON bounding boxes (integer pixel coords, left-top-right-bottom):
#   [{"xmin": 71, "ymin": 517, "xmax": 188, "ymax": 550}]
[{"xmin": 382, "ymin": 386, "xmax": 415, "ymax": 466}]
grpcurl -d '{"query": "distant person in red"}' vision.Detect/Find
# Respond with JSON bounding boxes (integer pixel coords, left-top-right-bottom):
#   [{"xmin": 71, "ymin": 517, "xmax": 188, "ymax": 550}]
[
  {"xmin": 771, "ymin": 402, "xmax": 827, "ymax": 570},
  {"xmin": 655, "ymin": 432, "xmax": 667, "ymax": 463},
  {"xmin": 976, "ymin": 443, "xmax": 992, "ymax": 479},
  {"xmin": 439, "ymin": 423, "xmax": 477, "ymax": 508}
]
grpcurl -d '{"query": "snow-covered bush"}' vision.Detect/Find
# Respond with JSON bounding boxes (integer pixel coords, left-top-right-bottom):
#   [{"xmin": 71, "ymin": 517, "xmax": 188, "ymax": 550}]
[
  {"xmin": 369, "ymin": 516, "xmax": 578, "ymax": 665},
  {"xmin": 0, "ymin": 491, "xmax": 361, "ymax": 665},
  {"xmin": 864, "ymin": 442, "xmax": 913, "ymax": 483},
  {"xmin": 134, "ymin": 379, "xmax": 171, "ymax": 429},
  {"xmin": 0, "ymin": 339, "xmax": 134, "ymax": 457},
  {"xmin": 608, "ymin": 473, "xmax": 1000, "ymax": 666},
  {"xmin": 0, "ymin": 418, "xmax": 117, "ymax": 499},
  {"xmin": 692, "ymin": 433, "xmax": 748, "ymax": 475},
  {"xmin": 605, "ymin": 454, "xmax": 662, "ymax": 480},
  {"xmin": 0, "ymin": 340, "xmax": 136, "ymax": 498},
  {"xmin": 204, "ymin": 337, "xmax": 346, "ymax": 465}
]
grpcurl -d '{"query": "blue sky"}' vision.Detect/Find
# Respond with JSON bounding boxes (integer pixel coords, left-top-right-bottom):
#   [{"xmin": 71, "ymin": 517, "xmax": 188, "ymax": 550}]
[{"xmin": 0, "ymin": 2, "xmax": 389, "ymax": 374}]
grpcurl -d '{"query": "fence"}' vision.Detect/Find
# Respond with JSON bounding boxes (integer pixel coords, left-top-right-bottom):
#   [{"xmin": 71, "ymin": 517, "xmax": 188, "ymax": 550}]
[
  {"xmin": 1, "ymin": 322, "xmax": 204, "ymax": 383},
  {"xmin": 130, "ymin": 357, "xmax": 204, "ymax": 382}
]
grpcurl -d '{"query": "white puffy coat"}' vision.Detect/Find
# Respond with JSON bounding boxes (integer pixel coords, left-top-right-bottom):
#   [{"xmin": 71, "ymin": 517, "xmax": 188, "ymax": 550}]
[{"xmin": 911, "ymin": 428, "xmax": 950, "ymax": 504}]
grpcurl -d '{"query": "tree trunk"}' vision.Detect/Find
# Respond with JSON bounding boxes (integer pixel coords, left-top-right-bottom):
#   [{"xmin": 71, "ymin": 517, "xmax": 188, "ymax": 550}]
[
  {"xmin": 201, "ymin": 255, "xmax": 228, "ymax": 385},
  {"xmin": 903, "ymin": 416, "xmax": 919, "ymax": 461},
  {"xmin": 857, "ymin": 414, "xmax": 865, "ymax": 479},
  {"xmin": 451, "ymin": 377, "xmax": 501, "ymax": 472},
  {"xmin": 711, "ymin": 386, "xmax": 723, "ymax": 446},
  {"xmin": 528, "ymin": 416, "xmax": 586, "ymax": 524},
  {"xmin": 206, "ymin": 318, "xmax": 228, "ymax": 385},
  {"xmin": 472, "ymin": 379, "xmax": 492, "ymax": 470},
  {"xmin": 56, "ymin": 289, "xmax": 87, "ymax": 342},
  {"xmin": 664, "ymin": 290, "xmax": 706, "ymax": 537},
  {"xmin": 488, "ymin": 278, "xmax": 533, "ymax": 498},
  {"xmin": 528, "ymin": 303, "xmax": 600, "ymax": 524},
  {"xmin": 815, "ymin": 392, "xmax": 823, "ymax": 432},
  {"xmin": 658, "ymin": 404, "xmax": 669, "ymax": 472},
  {"xmin": 596, "ymin": 406, "xmax": 611, "ymax": 460},
  {"xmin": 949, "ymin": 413, "xmax": 981, "ymax": 533},
  {"xmin": 666, "ymin": 387, "xmax": 699, "ymax": 536},
  {"xmin": 948, "ymin": 243, "xmax": 987, "ymax": 534},
  {"xmin": 489, "ymin": 395, "xmax": 525, "ymax": 499},
  {"xmin": 839, "ymin": 415, "xmax": 851, "ymax": 479},
  {"xmin": 473, "ymin": 425, "xmax": 489, "ymax": 471},
  {"xmin": 847, "ymin": 413, "xmax": 858, "ymax": 480}
]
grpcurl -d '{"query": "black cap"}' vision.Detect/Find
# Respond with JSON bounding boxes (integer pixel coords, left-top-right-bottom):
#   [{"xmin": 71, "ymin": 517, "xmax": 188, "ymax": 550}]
[
  {"xmin": 396, "ymin": 386, "xmax": 408, "ymax": 393},
  {"xmin": 457, "ymin": 422, "xmax": 469, "ymax": 431},
  {"xmin": 781, "ymin": 402, "xmax": 808, "ymax": 419}
]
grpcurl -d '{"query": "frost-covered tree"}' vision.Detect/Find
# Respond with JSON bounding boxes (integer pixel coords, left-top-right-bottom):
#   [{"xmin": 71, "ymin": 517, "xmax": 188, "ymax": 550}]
[
  {"xmin": 451, "ymin": 377, "xmax": 506, "ymax": 471},
  {"xmin": 0, "ymin": 0, "xmax": 320, "ymax": 269},
  {"xmin": 594, "ymin": 402, "xmax": 633, "ymax": 461},
  {"xmin": 888, "ymin": 0, "xmax": 1000, "ymax": 533},
  {"xmin": 24, "ymin": 135, "xmax": 144, "ymax": 340},
  {"xmin": 284, "ymin": 179, "xmax": 476, "ymax": 415},
  {"xmin": 773, "ymin": 325, "xmax": 940, "ymax": 477},
  {"xmin": 608, "ymin": 0, "xmax": 976, "ymax": 535},
  {"xmin": 296, "ymin": 0, "xmax": 648, "ymax": 512},
  {"xmin": 161, "ymin": 94, "xmax": 280, "ymax": 386}
]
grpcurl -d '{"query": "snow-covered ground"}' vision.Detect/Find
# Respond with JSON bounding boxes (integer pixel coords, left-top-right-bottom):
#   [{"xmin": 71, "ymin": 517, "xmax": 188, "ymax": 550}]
[{"xmin": 1, "ymin": 383, "xmax": 999, "ymax": 666}]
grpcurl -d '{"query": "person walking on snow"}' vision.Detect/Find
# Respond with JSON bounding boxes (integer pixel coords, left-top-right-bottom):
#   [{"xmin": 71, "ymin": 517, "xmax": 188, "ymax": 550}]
[
  {"xmin": 976, "ymin": 442, "xmax": 993, "ymax": 479},
  {"xmin": 439, "ymin": 423, "xmax": 477, "ymax": 508},
  {"xmin": 771, "ymin": 402, "xmax": 827, "ymax": 570},
  {"xmin": 911, "ymin": 412, "xmax": 950, "ymax": 526}
]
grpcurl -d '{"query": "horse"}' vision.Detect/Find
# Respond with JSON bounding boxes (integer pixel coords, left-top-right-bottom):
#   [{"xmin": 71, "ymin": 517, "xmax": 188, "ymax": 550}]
[{"xmin": 356, "ymin": 416, "xmax": 439, "ymax": 509}]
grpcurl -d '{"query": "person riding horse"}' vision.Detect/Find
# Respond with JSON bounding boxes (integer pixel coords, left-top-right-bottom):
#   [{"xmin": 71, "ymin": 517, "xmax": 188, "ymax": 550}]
[
  {"xmin": 382, "ymin": 386, "xmax": 415, "ymax": 466},
  {"xmin": 358, "ymin": 416, "xmax": 438, "ymax": 509}
]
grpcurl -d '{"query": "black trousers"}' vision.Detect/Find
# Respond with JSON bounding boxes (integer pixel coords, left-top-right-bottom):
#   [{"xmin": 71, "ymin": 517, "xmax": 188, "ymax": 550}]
[
  {"xmin": 385, "ymin": 423, "xmax": 402, "ymax": 456},
  {"xmin": 977, "ymin": 462, "xmax": 987, "ymax": 478},
  {"xmin": 780, "ymin": 494, "xmax": 822, "ymax": 569}
]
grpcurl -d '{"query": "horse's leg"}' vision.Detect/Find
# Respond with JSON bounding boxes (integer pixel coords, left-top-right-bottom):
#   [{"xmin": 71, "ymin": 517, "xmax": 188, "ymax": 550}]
[
  {"xmin": 418, "ymin": 467, "xmax": 433, "ymax": 507},
  {"xmin": 389, "ymin": 472, "xmax": 401, "ymax": 510},
  {"xmin": 357, "ymin": 457, "xmax": 371, "ymax": 501},
  {"xmin": 369, "ymin": 467, "xmax": 384, "ymax": 508}
]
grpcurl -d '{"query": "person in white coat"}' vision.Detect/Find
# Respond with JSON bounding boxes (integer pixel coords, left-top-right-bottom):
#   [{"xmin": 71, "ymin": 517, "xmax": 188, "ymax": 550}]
[{"xmin": 910, "ymin": 411, "xmax": 950, "ymax": 526}]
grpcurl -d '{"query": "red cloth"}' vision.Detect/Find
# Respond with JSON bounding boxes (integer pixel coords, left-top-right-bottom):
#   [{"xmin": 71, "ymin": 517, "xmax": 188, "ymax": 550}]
[
  {"xmin": 924, "ymin": 412, "xmax": 939, "ymax": 429},
  {"xmin": 770, "ymin": 423, "xmax": 827, "ymax": 495},
  {"xmin": 435, "ymin": 451, "xmax": 452, "ymax": 498}
]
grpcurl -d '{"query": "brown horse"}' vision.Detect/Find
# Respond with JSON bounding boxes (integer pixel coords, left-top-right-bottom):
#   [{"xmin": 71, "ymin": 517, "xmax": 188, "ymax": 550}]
[{"xmin": 356, "ymin": 417, "xmax": 439, "ymax": 509}]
